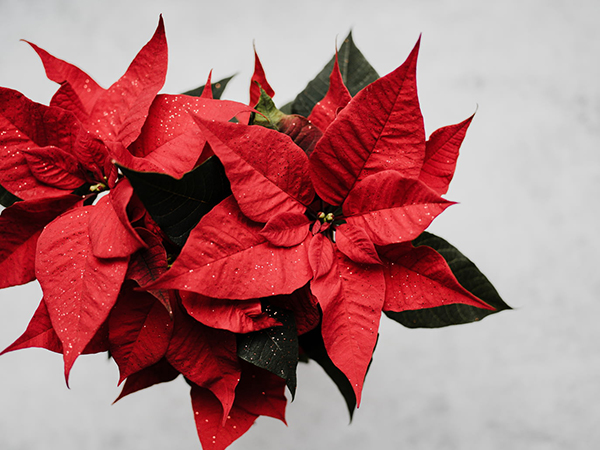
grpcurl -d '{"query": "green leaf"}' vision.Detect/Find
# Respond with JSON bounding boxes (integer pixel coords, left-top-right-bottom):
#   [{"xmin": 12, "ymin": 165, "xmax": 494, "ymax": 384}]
[
  {"xmin": 291, "ymin": 31, "xmax": 379, "ymax": 118},
  {"xmin": 385, "ymin": 232, "xmax": 510, "ymax": 328},
  {"xmin": 251, "ymin": 88, "xmax": 286, "ymax": 130},
  {"xmin": 0, "ymin": 183, "xmax": 21, "ymax": 208},
  {"xmin": 118, "ymin": 156, "xmax": 231, "ymax": 247},
  {"xmin": 182, "ymin": 75, "xmax": 235, "ymax": 100},
  {"xmin": 237, "ymin": 306, "xmax": 299, "ymax": 399}
]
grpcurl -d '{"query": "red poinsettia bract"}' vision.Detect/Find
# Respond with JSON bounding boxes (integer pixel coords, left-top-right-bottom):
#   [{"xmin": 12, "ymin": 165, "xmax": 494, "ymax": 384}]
[
  {"xmin": 147, "ymin": 38, "xmax": 494, "ymax": 408},
  {"xmin": 0, "ymin": 19, "xmax": 504, "ymax": 450},
  {"xmin": 1, "ymin": 17, "xmax": 290, "ymax": 450}
]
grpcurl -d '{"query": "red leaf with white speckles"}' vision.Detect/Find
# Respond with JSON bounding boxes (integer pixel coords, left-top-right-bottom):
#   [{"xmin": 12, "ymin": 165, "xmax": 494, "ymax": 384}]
[
  {"xmin": 191, "ymin": 363, "xmax": 286, "ymax": 450},
  {"xmin": 22, "ymin": 146, "xmax": 85, "ymax": 189},
  {"xmin": 149, "ymin": 196, "xmax": 312, "ymax": 300},
  {"xmin": 0, "ymin": 88, "xmax": 82, "ymax": 200},
  {"xmin": 26, "ymin": 41, "xmax": 104, "ymax": 118},
  {"xmin": 166, "ymin": 301, "xmax": 240, "ymax": 419},
  {"xmin": 86, "ymin": 16, "xmax": 167, "ymax": 147},
  {"xmin": 1, "ymin": 297, "xmax": 111, "ymax": 356},
  {"xmin": 419, "ymin": 115, "xmax": 474, "ymax": 196},
  {"xmin": 0, "ymin": 298, "xmax": 62, "ymax": 354},
  {"xmin": 0, "ymin": 194, "xmax": 80, "ymax": 288},
  {"xmin": 125, "ymin": 227, "xmax": 171, "ymax": 313},
  {"xmin": 308, "ymin": 52, "xmax": 352, "ymax": 132},
  {"xmin": 309, "ymin": 246, "xmax": 385, "ymax": 406},
  {"xmin": 193, "ymin": 118, "xmax": 314, "ymax": 223},
  {"xmin": 108, "ymin": 282, "xmax": 173, "ymax": 384},
  {"xmin": 114, "ymin": 358, "xmax": 180, "ymax": 403},
  {"xmin": 126, "ymin": 94, "xmax": 252, "ymax": 177},
  {"xmin": 335, "ymin": 222, "xmax": 381, "ymax": 265},
  {"xmin": 88, "ymin": 180, "xmax": 146, "ymax": 259},
  {"xmin": 191, "ymin": 385, "xmax": 256, "ymax": 450},
  {"xmin": 310, "ymin": 38, "xmax": 425, "ymax": 205},
  {"xmin": 260, "ymin": 212, "xmax": 310, "ymax": 247},
  {"xmin": 35, "ymin": 206, "xmax": 129, "ymax": 382},
  {"xmin": 308, "ymin": 232, "xmax": 335, "ymax": 281},
  {"xmin": 181, "ymin": 291, "xmax": 279, "ymax": 334},
  {"xmin": 379, "ymin": 243, "xmax": 494, "ymax": 311},
  {"xmin": 343, "ymin": 170, "xmax": 454, "ymax": 246}
]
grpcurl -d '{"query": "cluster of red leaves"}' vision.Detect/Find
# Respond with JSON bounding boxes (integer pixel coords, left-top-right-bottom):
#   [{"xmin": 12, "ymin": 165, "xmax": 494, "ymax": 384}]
[{"xmin": 0, "ymin": 17, "xmax": 497, "ymax": 450}]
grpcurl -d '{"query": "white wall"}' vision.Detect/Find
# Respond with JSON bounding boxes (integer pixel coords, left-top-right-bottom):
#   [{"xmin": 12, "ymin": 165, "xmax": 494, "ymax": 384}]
[{"xmin": 1, "ymin": 0, "xmax": 599, "ymax": 449}]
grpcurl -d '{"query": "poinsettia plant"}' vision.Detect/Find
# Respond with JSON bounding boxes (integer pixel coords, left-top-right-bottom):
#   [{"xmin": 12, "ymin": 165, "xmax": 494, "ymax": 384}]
[{"xmin": 0, "ymin": 16, "xmax": 509, "ymax": 450}]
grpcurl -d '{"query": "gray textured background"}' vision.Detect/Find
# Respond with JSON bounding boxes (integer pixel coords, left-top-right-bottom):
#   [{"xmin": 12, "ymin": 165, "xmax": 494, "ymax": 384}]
[{"xmin": 1, "ymin": 0, "xmax": 599, "ymax": 449}]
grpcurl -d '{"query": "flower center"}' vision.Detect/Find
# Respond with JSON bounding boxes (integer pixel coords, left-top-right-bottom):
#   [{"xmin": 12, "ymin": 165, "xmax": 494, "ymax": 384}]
[{"xmin": 317, "ymin": 211, "xmax": 335, "ymax": 224}]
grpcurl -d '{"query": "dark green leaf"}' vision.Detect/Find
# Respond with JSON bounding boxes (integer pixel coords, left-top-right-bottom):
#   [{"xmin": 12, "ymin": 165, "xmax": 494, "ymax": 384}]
[
  {"xmin": 0, "ymin": 184, "xmax": 21, "ymax": 208},
  {"xmin": 237, "ymin": 306, "xmax": 298, "ymax": 399},
  {"xmin": 118, "ymin": 156, "xmax": 231, "ymax": 247},
  {"xmin": 182, "ymin": 75, "xmax": 235, "ymax": 100},
  {"xmin": 385, "ymin": 232, "xmax": 511, "ymax": 328},
  {"xmin": 279, "ymin": 101, "xmax": 293, "ymax": 115},
  {"xmin": 291, "ymin": 31, "xmax": 379, "ymax": 117}
]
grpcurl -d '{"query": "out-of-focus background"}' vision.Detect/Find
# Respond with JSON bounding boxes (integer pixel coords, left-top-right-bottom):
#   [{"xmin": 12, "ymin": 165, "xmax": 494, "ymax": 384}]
[{"xmin": 1, "ymin": 0, "xmax": 598, "ymax": 449}]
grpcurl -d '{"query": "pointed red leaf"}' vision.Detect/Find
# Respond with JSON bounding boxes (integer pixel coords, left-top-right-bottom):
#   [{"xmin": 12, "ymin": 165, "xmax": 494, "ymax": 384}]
[
  {"xmin": 191, "ymin": 363, "xmax": 287, "ymax": 450},
  {"xmin": 110, "ymin": 178, "xmax": 147, "ymax": 244},
  {"xmin": 35, "ymin": 206, "xmax": 129, "ymax": 381},
  {"xmin": 166, "ymin": 302, "xmax": 240, "ymax": 419},
  {"xmin": 194, "ymin": 117, "xmax": 314, "ymax": 223},
  {"xmin": 260, "ymin": 212, "xmax": 310, "ymax": 247},
  {"xmin": 86, "ymin": 16, "xmax": 167, "ymax": 147},
  {"xmin": 150, "ymin": 196, "xmax": 312, "ymax": 300},
  {"xmin": 109, "ymin": 282, "xmax": 173, "ymax": 383},
  {"xmin": 125, "ymin": 227, "xmax": 171, "ymax": 313},
  {"xmin": 419, "ymin": 114, "xmax": 474, "ymax": 195},
  {"xmin": 308, "ymin": 52, "xmax": 352, "ymax": 132},
  {"xmin": 0, "ymin": 195, "xmax": 80, "ymax": 289},
  {"xmin": 1, "ymin": 297, "xmax": 109, "ymax": 356},
  {"xmin": 22, "ymin": 146, "xmax": 85, "ymax": 189},
  {"xmin": 26, "ymin": 41, "xmax": 104, "ymax": 117},
  {"xmin": 335, "ymin": 223, "xmax": 382, "ymax": 265},
  {"xmin": 310, "ymin": 38, "xmax": 425, "ymax": 205},
  {"xmin": 1, "ymin": 298, "xmax": 62, "ymax": 355},
  {"xmin": 380, "ymin": 243, "xmax": 494, "ymax": 311},
  {"xmin": 49, "ymin": 81, "xmax": 89, "ymax": 122},
  {"xmin": 83, "ymin": 320, "xmax": 110, "ymax": 354},
  {"xmin": 181, "ymin": 291, "xmax": 279, "ymax": 334},
  {"xmin": 0, "ymin": 88, "xmax": 82, "ymax": 200},
  {"xmin": 249, "ymin": 45, "xmax": 275, "ymax": 106},
  {"xmin": 309, "ymin": 245, "xmax": 385, "ymax": 406},
  {"xmin": 308, "ymin": 232, "xmax": 335, "ymax": 280},
  {"xmin": 191, "ymin": 385, "xmax": 258, "ymax": 450},
  {"xmin": 73, "ymin": 128, "xmax": 110, "ymax": 181},
  {"xmin": 114, "ymin": 358, "xmax": 179, "ymax": 403},
  {"xmin": 126, "ymin": 95, "xmax": 252, "ymax": 177},
  {"xmin": 201, "ymin": 70, "xmax": 214, "ymax": 99},
  {"xmin": 343, "ymin": 170, "xmax": 454, "ymax": 246},
  {"xmin": 88, "ymin": 183, "xmax": 146, "ymax": 259}
]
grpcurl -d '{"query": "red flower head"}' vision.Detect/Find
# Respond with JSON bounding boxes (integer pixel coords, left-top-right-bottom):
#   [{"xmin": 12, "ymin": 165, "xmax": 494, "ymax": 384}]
[
  {"xmin": 147, "ymin": 38, "xmax": 494, "ymax": 407},
  {"xmin": 1, "ymin": 23, "xmax": 509, "ymax": 450}
]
